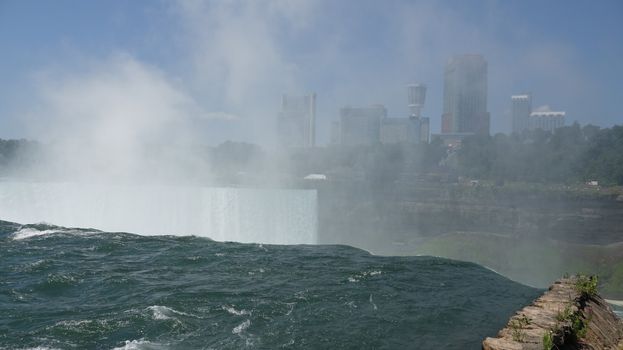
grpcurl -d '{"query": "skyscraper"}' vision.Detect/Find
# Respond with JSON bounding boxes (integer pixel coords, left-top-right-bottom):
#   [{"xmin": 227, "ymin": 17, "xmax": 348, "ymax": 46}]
[
  {"xmin": 511, "ymin": 94, "xmax": 532, "ymax": 134},
  {"xmin": 339, "ymin": 105, "xmax": 386, "ymax": 146},
  {"xmin": 441, "ymin": 55, "xmax": 489, "ymax": 134},
  {"xmin": 407, "ymin": 84, "xmax": 427, "ymax": 118},
  {"xmin": 277, "ymin": 93, "xmax": 316, "ymax": 148}
]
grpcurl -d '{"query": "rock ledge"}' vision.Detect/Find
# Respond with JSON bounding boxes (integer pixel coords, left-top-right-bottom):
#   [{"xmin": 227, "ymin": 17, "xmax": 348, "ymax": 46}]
[{"xmin": 483, "ymin": 277, "xmax": 623, "ymax": 350}]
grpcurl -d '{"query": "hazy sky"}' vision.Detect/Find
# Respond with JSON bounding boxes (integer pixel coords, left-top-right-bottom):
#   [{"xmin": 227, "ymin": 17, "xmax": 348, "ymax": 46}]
[{"xmin": 0, "ymin": 0, "xmax": 621, "ymax": 145}]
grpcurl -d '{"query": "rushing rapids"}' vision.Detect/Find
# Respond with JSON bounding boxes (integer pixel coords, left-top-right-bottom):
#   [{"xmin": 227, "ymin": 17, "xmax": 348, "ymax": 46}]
[{"xmin": 0, "ymin": 221, "xmax": 540, "ymax": 349}]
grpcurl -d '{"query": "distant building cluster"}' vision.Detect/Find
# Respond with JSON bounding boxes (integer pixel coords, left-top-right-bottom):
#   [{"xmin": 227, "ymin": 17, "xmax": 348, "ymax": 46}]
[
  {"xmin": 511, "ymin": 94, "xmax": 565, "ymax": 133},
  {"xmin": 276, "ymin": 53, "xmax": 566, "ymax": 148},
  {"xmin": 331, "ymin": 86, "xmax": 430, "ymax": 146}
]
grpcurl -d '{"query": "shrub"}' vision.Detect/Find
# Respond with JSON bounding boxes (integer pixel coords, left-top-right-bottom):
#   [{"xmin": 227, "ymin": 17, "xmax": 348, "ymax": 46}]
[{"xmin": 575, "ymin": 275, "xmax": 598, "ymax": 298}]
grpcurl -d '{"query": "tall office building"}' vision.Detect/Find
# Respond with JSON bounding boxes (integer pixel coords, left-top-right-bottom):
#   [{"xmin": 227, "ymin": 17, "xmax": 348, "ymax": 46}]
[
  {"xmin": 277, "ymin": 93, "xmax": 316, "ymax": 148},
  {"xmin": 407, "ymin": 84, "xmax": 427, "ymax": 118},
  {"xmin": 511, "ymin": 94, "xmax": 532, "ymax": 134},
  {"xmin": 441, "ymin": 55, "xmax": 489, "ymax": 134},
  {"xmin": 339, "ymin": 105, "xmax": 386, "ymax": 146},
  {"xmin": 330, "ymin": 121, "xmax": 340, "ymax": 145}
]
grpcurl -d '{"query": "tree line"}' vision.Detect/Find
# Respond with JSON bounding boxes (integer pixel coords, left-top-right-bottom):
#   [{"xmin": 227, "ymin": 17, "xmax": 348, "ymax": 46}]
[
  {"xmin": 1, "ymin": 123, "xmax": 622, "ymax": 185},
  {"xmin": 456, "ymin": 124, "xmax": 623, "ymax": 185}
]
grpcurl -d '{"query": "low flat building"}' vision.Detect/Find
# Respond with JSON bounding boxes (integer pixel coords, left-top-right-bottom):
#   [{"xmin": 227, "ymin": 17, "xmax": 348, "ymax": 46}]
[
  {"xmin": 528, "ymin": 111, "xmax": 565, "ymax": 132},
  {"xmin": 380, "ymin": 117, "xmax": 430, "ymax": 144},
  {"xmin": 431, "ymin": 132, "xmax": 475, "ymax": 147}
]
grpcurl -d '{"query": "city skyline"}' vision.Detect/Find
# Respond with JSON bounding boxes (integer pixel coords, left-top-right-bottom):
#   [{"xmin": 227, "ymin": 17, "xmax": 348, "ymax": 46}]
[{"xmin": 0, "ymin": 0, "xmax": 621, "ymax": 146}]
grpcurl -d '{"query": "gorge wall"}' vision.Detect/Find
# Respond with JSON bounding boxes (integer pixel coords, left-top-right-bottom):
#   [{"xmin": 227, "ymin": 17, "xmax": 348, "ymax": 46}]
[
  {"xmin": 314, "ymin": 180, "xmax": 623, "ymax": 296},
  {"xmin": 316, "ymin": 181, "xmax": 623, "ymax": 246}
]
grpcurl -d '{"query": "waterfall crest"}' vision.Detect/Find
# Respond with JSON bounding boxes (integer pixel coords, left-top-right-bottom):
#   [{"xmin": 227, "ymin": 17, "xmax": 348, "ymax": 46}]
[{"xmin": 0, "ymin": 181, "xmax": 317, "ymax": 244}]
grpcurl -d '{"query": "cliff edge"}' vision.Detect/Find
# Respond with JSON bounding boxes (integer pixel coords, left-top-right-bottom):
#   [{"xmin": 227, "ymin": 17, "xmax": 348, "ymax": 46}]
[{"xmin": 483, "ymin": 276, "xmax": 623, "ymax": 350}]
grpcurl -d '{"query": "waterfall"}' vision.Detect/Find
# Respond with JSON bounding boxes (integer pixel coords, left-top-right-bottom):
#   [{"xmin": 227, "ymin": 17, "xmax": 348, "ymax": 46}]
[{"xmin": 0, "ymin": 181, "xmax": 317, "ymax": 244}]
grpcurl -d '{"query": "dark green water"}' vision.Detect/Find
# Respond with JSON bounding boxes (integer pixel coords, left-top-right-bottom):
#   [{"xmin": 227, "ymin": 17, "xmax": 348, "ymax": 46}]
[{"xmin": 0, "ymin": 220, "xmax": 540, "ymax": 349}]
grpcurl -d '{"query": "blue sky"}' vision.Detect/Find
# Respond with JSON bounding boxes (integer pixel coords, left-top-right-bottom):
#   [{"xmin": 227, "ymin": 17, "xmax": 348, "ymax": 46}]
[{"xmin": 0, "ymin": 0, "xmax": 621, "ymax": 145}]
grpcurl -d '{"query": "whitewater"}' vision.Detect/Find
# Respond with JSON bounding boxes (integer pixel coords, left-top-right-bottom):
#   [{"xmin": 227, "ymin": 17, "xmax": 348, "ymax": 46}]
[{"xmin": 0, "ymin": 181, "xmax": 317, "ymax": 244}]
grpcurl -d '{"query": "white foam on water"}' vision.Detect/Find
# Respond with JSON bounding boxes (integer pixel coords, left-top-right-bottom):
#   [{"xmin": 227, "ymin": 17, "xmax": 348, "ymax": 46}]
[
  {"xmin": 112, "ymin": 339, "xmax": 167, "ymax": 350},
  {"xmin": 348, "ymin": 270, "xmax": 383, "ymax": 282},
  {"xmin": 222, "ymin": 305, "xmax": 250, "ymax": 316},
  {"xmin": 11, "ymin": 228, "xmax": 58, "ymax": 240},
  {"xmin": 344, "ymin": 301, "xmax": 357, "ymax": 309},
  {"xmin": 232, "ymin": 319, "xmax": 251, "ymax": 334},
  {"xmin": 147, "ymin": 306, "xmax": 174, "ymax": 320},
  {"xmin": 605, "ymin": 299, "xmax": 623, "ymax": 307},
  {"xmin": 369, "ymin": 294, "xmax": 378, "ymax": 310},
  {"xmin": 53, "ymin": 319, "xmax": 92, "ymax": 327},
  {"xmin": 285, "ymin": 302, "xmax": 295, "ymax": 316},
  {"xmin": 146, "ymin": 305, "xmax": 195, "ymax": 320},
  {"xmin": 0, "ymin": 181, "xmax": 317, "ymax": 245}
]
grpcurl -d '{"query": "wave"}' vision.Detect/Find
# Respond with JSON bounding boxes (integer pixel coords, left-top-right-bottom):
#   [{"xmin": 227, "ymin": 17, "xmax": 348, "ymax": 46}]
[
  {"xmin": 112, "ymin": 339, "xmax": 168, "ymax": 350},
  {"xmin": 12, "ymin": 227, "xmax": 61, "ymax": 240},
  {"xmin": 232, "ymin": 319, "xmax": 251, "ymax": 334},
  {"xmin": 146, "ymin": 305, "xmax": 197, "ymax": 320},
  {"xmin": 222, "ymin": 305, "xmax": 251, "ymax": 316}
]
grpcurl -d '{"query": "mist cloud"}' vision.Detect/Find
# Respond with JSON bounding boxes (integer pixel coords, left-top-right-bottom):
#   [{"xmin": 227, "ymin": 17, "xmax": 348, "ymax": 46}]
[
  {"xmin": 27, "ymin": 53, "xmax": 212, "ymax": 182},
  {"xmin": 172, "ymin": 0, "xmax": 318, "ymax": 145}
]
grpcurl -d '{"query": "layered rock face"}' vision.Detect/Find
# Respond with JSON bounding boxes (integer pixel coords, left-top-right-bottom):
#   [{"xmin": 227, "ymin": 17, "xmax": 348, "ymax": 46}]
[
  {"xmin": 483, "ymin": 277, "xmax": 623, "ymax": 350},
  {"xmin": 318, "ymin": 182, "xmax": 623, "ymax": 245}
]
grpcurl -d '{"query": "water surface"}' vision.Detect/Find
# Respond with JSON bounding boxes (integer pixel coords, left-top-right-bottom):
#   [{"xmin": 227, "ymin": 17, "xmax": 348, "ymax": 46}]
[{"xmin": 0, "ymin": 221, "xmax": 540, "ymax": 349}]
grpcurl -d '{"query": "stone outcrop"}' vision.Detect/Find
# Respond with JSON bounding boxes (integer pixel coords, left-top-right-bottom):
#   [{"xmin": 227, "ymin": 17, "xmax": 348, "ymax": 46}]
[{"xmin": 483, "ymin": 277, "xmax": 623, "ymax": 350}]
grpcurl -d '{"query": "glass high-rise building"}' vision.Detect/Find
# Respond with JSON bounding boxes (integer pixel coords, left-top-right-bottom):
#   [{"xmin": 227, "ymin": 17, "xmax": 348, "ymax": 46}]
[
  {"xmin": 277, "ymin": 93, "xmax": 316, "ymax": 148},
  {"xmin": 441, "ymin": 55, "xmax": 489, "ymax": 134},
  {"xmin": 511, "ymin": 94, "xmax": 532, "ymax": 134}
]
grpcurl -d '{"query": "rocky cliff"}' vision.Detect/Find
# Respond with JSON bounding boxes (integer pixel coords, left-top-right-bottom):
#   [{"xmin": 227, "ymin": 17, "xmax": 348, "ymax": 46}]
[
  {"xmin": 483, "ymin": 276, "xmax": 623, "ymax": 350},
  {"xmin": 317, "ymin": 181, "xmax": 623, "ymax": 246}
]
